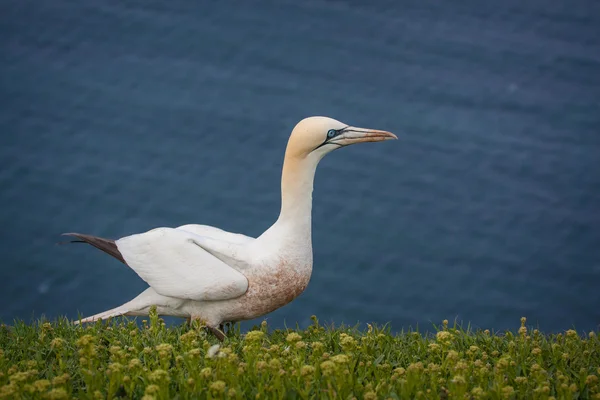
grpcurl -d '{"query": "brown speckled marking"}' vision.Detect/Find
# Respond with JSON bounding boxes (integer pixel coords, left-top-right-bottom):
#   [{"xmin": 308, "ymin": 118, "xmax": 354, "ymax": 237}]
[{"xmin": 221, "ymin": 260, "xmax": 312, "ymax": 323}]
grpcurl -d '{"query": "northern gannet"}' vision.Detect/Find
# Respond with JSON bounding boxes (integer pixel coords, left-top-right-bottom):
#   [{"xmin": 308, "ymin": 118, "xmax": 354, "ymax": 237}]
[{"xmin": 64, "ymin": 116, "xmax": 396, "ymax": 340}]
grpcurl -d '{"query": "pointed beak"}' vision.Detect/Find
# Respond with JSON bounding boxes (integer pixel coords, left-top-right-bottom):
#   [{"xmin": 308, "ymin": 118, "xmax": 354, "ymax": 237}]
[{"xmin": 331, "ymin": 126, "xmax": 397, "ymax": 146}]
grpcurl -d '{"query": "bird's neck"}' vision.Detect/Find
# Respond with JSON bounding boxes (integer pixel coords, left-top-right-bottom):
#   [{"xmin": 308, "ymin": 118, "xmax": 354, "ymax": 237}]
[{"xmin": 275, "ymin": 154, "xmax": 319, "ymax": 239}]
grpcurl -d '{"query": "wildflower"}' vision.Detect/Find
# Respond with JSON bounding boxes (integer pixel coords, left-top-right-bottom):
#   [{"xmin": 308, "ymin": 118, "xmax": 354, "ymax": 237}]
[
  {"xmin": 436, "ymin": 330, "xmax": 452, "ymax": 345},
  {"xmin": 228, "ymin": 388, "xmax": 237, "ymax": 397},
  {"xmin": 394, "ymin": 367, "xmax": 406, "ymax": 376},
  {"xmin": 454, "ymin": 361, "xmax": 467, "ymax": 373},
  {"xmin": 311, "ymin": 341, "xmax": 324, "ymax": 353},
  {"xmin": 295, "ymin": 340, "xmax": 306, "ymax": 350},
  {"xmin": 442, "ymin": 319, "xmax": 449, "ymax": 329},
  {"xmin": 515, "ymin": 377, "xmax": 527, "ymax": 385},
  {"xmin": 206, "ymin": 344, "xmax": 220, "ymax": 358},
  {"xmin": 518, "ymin": 326, "xmax": 527, "ymax": 336},
  {"xmin": 301, "ymin": 365, "xmax": 315, "ymax": 376},
  {"xmin": 320, "ymin": 360, "xmax": 335, "ymax": 375},
  {"xmin": 210, "ymin": 380, "xmax": 226, "ymax": 394},
  {"xmin": 331, "ymin": 354, "xmax": 349, "ymax": 364},
  {"xmin": 502, "ymin": 386, "xmax": 515, "ymax": 398},
  {"xmin": 363, "ymin": 392, "xmax": 377, "ymax": 400},
  {"xmin": 129, "ymin": 358, "xmax": 142, "ymax": 370},
  {"xmin": 148, "ymin": 369, "xmax": 169, "ymax": 383},
  {"xmin": 50, "ymin": 338, "xmax": 65, "ymax": 350},
  {"xmin": 428, "ymin": 343, "xmax": 440, "ymax": 352},
  {"xmin": 269, "ymin": 359, "xmax": 281, "ymax": 370},
  {"xmin": 51, "ymin": 373, "xmax": 70, "ymax": 386},
  {"xmin": 590, "ymin": 331, "xmax": 596, "ymax": 339},
  {"xmin": 286, "ymin": 332, "xmax": 302, "ymax": 343},
  {"xmin": 531, "ymin": 347, "xmax": 542, "ymax": 356},
  {"xmin": 408, "ymin": 362, "xmax": 424, "ymax": 373},
  {"xmin": 471, "ymin": 387, "xmax": 484, "ymax": 398},
  {"xmin": 245, "ymin": 330, "xmax": 264, "ymax": 343},
  {"xmin": 586, "ymin": 375, "xmax": 598, "ymax": 386},
  {"xmin": 33, "ymin": 379, "xmax": 50, "ymax": 392},
  {"xmin": 45, "ymin": 388, "xmax": 69, "ymax": 400},
  {"xmin": 187, "ymin": 378, "xmax": 194, "ymax": 386},
  {"xmin": 566, "ymin": 329, "xmax": 577, "ymax": 339},
  {"xmin": 201, "ymin": 367, "xmax": 212, "ymax": 378},
  {"xmin": 256, "ymin": 361, "xmax": 267, "ymax": 371},
  {"xmin": 145, "ymin": 385, "xmax": 160, "ymax": 395},
  {"xmin": 156, "ymin": 343, "xmax": 173, "ymax": 357},
  {"xmin": 451, "ymin": 375, "xmax": 466, "ymax": 385},
  {"xmin": 446, "ymin": 350, "xmax": 459, "ymax": 362}
]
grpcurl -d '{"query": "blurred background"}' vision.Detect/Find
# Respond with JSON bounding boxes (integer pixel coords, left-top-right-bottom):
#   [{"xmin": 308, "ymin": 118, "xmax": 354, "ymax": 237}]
[{"xmin": 1, "ymin": 0, "xmax": 599, "ymax": 333}]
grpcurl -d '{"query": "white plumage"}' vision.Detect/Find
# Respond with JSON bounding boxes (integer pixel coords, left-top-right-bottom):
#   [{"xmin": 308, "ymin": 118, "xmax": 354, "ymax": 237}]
[{"xmin": 65, "ymin": 116, "xmax": 396, "ymax": 340}]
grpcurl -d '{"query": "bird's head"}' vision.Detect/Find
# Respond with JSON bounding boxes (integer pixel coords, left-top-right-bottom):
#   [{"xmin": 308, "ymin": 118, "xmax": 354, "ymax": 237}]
[{"xmin": 285, "ymin": 116, "xmax": 397, "ymax": 160}]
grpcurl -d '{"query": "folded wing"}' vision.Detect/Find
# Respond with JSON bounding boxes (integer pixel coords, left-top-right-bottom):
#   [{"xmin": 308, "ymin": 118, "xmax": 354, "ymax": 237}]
[{"xmin": 116, "ymin": 227, "xmax": 249, "ymax": 301}]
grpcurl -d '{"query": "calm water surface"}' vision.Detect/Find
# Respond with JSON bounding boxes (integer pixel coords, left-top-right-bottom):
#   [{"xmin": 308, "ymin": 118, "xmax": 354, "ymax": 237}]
[{"xmin": 1, "ymin": 0, "xmax": 599, "ymax": 333}]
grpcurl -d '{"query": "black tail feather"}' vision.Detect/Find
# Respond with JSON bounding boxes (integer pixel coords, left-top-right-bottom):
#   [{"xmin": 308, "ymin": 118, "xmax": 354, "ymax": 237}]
[{"xmin": 61, "ymin": 232, "xmax": 126, "ymax": 264}]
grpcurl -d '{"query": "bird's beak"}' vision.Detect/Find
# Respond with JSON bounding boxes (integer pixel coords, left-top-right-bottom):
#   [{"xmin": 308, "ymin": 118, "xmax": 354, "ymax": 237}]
[{"xmin": 330, "ymin": 126, "xmax": 397, "ymax": 147}]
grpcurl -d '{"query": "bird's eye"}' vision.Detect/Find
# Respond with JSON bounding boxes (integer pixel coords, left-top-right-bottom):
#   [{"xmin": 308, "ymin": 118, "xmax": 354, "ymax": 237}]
[{"xmin": 327, "ymin": 129, "xmax": 337, "ymax": 138}]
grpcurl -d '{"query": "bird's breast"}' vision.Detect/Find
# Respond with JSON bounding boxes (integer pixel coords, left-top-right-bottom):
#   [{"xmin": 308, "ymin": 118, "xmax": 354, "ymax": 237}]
[{"xmin": 227, "ymin": 257, "xmax": 312, "ymax": 321}]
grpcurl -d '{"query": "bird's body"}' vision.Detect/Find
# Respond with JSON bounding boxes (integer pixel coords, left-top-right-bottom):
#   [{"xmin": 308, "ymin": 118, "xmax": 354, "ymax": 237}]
[{"xmin": 65, "ymin": 116, "xmax": 396, "ymax": 339}]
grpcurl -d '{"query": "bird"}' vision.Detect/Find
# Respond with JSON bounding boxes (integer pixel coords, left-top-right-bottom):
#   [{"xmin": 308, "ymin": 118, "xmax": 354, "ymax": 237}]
[{"xmin": 63, "ymin": 116, "xmax": 396, "ymax": 340}]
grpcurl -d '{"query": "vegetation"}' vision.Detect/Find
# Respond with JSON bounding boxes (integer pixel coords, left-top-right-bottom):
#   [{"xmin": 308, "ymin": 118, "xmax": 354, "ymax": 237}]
[{"xmin": 1, "ymin": 309, "xmax": 599, "ymax": 399}]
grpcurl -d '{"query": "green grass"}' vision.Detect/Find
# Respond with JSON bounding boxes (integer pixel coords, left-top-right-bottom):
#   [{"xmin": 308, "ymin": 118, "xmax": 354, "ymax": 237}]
[{"xmin": 1, "ymin": 309, "xmax": 599, "ymax": 399}]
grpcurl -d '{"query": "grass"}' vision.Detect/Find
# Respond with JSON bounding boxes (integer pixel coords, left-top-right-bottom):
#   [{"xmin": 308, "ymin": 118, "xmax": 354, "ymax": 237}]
[{"xmin": 1, "ymin": 309, "xmax": 599, "ymax": 399}]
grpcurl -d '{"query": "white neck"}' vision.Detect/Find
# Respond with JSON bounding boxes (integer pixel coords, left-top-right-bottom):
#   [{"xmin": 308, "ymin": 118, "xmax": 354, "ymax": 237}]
[
  {"xmin": 258, "ymin": 151, "xmax": 323, "ymax": 249},
  {"xmin": 278, "ymin": 154, "xmax": 319, "ymax": 226}
]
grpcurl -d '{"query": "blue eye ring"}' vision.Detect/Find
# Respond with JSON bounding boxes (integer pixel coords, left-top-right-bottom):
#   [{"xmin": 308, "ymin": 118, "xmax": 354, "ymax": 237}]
[{"xmin": 327, "ymin": 129, "xmax": 336, "ymax": 138}]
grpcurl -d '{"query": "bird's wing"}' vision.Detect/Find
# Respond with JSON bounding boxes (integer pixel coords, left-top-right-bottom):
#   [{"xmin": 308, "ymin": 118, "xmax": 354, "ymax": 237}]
[
  {"xmin": 176, "ymin": 224, "xmax": 254, "ymax": 244},
  {"xmin": 115, "ymin": 227, "xmax": 249, "ymax": 301}
]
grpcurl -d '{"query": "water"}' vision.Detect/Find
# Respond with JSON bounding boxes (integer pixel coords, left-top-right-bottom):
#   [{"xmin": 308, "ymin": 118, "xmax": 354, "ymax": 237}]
[{"xmin": 1, "ymin": 0, "xmax": 599, "ymax": 333}]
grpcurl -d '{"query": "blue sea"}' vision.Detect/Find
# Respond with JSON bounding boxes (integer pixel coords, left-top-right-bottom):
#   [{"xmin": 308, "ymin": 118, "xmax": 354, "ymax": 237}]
[{"xmin": 1, "ymin": 0, "xmax": 599, "ymax": 333}]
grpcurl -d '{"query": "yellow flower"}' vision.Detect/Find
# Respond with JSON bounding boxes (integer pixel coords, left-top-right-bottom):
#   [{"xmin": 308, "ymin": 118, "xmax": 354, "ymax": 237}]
[
  {"xmin": 245, "ymin": 330, "xmax": 265, "ymax": 343},
  {"xmin": 155, "ymin": 343, "xmax": 173, "ymax": 357},
  {"xmin": 295, "ymin": 341, "xmax": 307, "ymax": 350},
  {"xmin": 44, "ymin": 388, "xmax": 68, "ymax": 400},
  {"xmin": 301, "ymin": 365, "xmax": 315, "ymax": 376},
  {"xmin": 363, "ymin": 391, "xmax": 377, "ymax": 400},
  {"xmin": 129, "ymin": 358, "xmax": 142, "ymax": 370},
  {"xmin": 145, "ymin": 385, "xmax": 160, "ymax": 395},
  {"xmin": 515, "ymin": 377, "xmax": 527, "ymax": 385},
  {"xmin": 446, "ymin": 350, "xmax": 459, "ymax": 362},
  {"xmin": 33, "ymin": 379, "xmax": 50, "ymax": 392},
  {"xmin": 320, "ymin": 360, "xmax": 335, "ymax": 375},
  {"xmin": 51, "ymin": 373, "xmax": 70, "ymax": 386},
  {"xmin": 50, "ymin": 338, "xmax": 65, "ymax": 350},
  {"xmin": 436, "ymin": 330, "xmax": 452, "ymax": 345},
  {"xmin": 286, "ymin": 332, "xmax": 302, "ymax": 343},
  {"xmin": 201, "ymin": 367, "xmax": 212, "ymax": 378},
  {"xmin": 428, "ymin": 343, "xmax": 440, "ymax": 352},
  {"xmin": 210, "ymin": 380, "xmax": 226, "ymax": 394},
  {"xmin": 566, "ymin": 329, "xmax": 578, "ymax": 339},
  {"xmin": 502, "ymin": 386, "xmax": 515, "ymax": 399},
  {"xmin": 148, "ymin": 369, "xmax": 169, "ymax": 383},
  {"xmin": 331, "ymin": 354, "xmax": 349, "ymax": 364}
]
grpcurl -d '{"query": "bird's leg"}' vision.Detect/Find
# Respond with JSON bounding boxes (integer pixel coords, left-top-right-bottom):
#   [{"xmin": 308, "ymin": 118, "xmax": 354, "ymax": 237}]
[
  {"xmin": 186, "ymin": 317, "xmax": 192, "ymax": 327},
  {"xmin": 208, "ymin": 326, "xmax": 226, "ymax": 342},
  {"xmin": 189, "ymin": 316, "xmax": 226, "ymax": 342}
]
